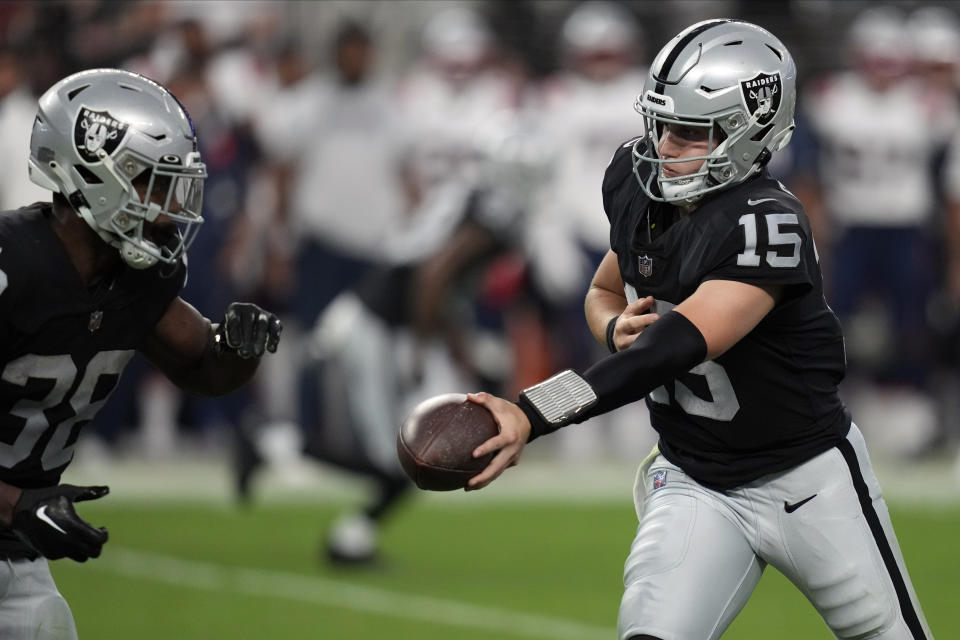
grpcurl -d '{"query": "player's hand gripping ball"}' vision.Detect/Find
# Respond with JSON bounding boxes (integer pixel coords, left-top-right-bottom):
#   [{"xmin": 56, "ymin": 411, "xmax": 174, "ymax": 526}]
[{"xmin": 397, "ymin": 394, "xmax": 500, "ymax": 491}]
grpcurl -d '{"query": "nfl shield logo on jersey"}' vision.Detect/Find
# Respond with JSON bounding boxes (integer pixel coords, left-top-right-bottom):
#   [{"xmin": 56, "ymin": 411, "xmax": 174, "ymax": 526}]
[
  {"xmin": 638, "ymin": 254, "xmax": 653, "ymax": 278},
  {"xmin": 652, "ymin": 470, "xmax": 667, "ymax": 490}
]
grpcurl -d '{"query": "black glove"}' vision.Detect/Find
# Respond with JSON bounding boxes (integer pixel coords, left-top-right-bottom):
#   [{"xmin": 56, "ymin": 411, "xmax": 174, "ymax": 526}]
[
  {"xmin": 214, "ymin": 302, "xmax": 282, "ymax": 359},
  {"xmin": 11, "ymin": 485, "xmax": 109, "ymax": 562}
]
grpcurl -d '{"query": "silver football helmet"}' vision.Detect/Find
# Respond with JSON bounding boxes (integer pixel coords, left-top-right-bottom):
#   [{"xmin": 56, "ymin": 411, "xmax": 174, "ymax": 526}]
[
  {"xmin": 632, "ymin": 20, "xmax": 796, "ymax": 205},
  {"xmin": 29, "ymin": 69, "xmax": 206, "ymax": 269}
]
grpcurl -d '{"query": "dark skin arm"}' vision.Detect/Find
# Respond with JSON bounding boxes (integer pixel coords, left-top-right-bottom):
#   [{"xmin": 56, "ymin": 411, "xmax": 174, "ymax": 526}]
[
  {"xmin": 0, "ymin": 299, "xmax": 278, "ymax": 526},
  {"xmin": 411, "ymin": 221, "xmax": 496, "ymax": 370},
  {"xmin": 0, "ymin": 482, "xmax": 20, "ymax": 526},
  {"xmin": 412, "ymin": 221, "xmax": 495, "ymax": 335},
  {"xmin": 139, "ymin": 297, "xmax": 259, "ymax": 397}
]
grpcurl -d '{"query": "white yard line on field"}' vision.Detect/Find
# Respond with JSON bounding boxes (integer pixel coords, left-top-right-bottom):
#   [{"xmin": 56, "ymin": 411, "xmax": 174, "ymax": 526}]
[{"xmin": 91, "ymin": 547, "xmax": 613, "ymax": 640}]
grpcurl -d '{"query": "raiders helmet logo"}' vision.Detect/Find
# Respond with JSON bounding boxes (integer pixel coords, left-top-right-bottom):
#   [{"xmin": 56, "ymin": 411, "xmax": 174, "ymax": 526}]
[
  {"xmin": 739, "ymin": 72, "xmax": 782, "ymax": 125},
  {"xmin": 74, "ymin": 108, "xmax": 129, "ymax": 163}
]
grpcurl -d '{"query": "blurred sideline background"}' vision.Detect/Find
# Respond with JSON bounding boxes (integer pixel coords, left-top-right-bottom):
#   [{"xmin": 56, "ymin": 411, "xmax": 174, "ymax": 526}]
[{"xmin": 3, "ymin": 1, "xmax": 960, "ymax": 638}]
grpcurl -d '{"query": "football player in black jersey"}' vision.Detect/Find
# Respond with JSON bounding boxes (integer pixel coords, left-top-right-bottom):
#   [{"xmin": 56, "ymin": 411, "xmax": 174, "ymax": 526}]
[
  {"xmin": 0, "ymin": 69, "xmax": 281, "ymax": 639},
  {"xmin": 465, "ymin": 20, "xmax": 933, "ymax": 640}
]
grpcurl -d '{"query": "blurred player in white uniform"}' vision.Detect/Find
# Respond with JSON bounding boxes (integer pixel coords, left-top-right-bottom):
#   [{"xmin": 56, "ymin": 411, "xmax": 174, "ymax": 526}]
[
  {"xmin": 297, "ymin": 10, "xmax": 520, "ymax": 564},
  {"xmin": 0, "ymin": 47, "xmax": 48, "ymax": 210},
  {"xmin": 907, "ymin": 7, "xmax": 960, "ymax": 146},
  {"xmin": 527, "ymin": 1, "xmax": 653, "ymax": 459},
  {"xmin": 529, "ymin": 1, "xmax": 647, "ymax": 305},
  {"xmin": 312, "ymin": 114, "xmax": 548, "ymax": 564},
  {"xmin": 908, "ymin": 7, "xmax": 960, "ymax": 463},
  {"xmin": 911, "ymin": 6, "xmax": 960, "ymax": 297},
  {"xmin": 390, "ymin": 5, "xmax": 521, "ymax": 420},
  {"xmin": 254, "ymin": 23, "xmax": 407, "ymax": 330},
  {"xmin": 238, "ymin": 23, "xmax": 411, "ymax": 503},
  {"xmin": 795, "ymin": 7, "xmax": 944, "ymax": 454},
  {"xmin": 398, "ymin": 6, "xmax": 521, "ymax": 201}
]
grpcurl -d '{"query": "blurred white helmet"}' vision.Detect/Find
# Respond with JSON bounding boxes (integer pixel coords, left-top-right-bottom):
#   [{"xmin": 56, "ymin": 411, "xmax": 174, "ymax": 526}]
[
  {"xmin": 421, "ymin": 7, "xmax": 491, "ymax": 69},
  {"xmin": 474, "ymin": 110, "xmax": 554, "ymax": 213},
  {"xmin": 561, "ymin": 1, "xmax": 639, "ymax": 56},
  {"xmin": 847, "ymin": 6, "xmax": 911, "ymax": 73},
  {"xmin": 633, "ymin": 20, "xmax": 796, "ymax": 205},
  {"xmin": 907, "ymin": 6, "xmax": 960, "ymax": 66},
  {"xmin": 29, "ymin": 69, "xmax": 205, "ymax": 269}
]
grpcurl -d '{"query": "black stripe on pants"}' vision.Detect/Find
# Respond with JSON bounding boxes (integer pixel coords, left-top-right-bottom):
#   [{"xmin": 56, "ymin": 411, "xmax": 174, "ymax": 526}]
[{"xmin": 837, "ymin": 439, "xmax": 928, "ymax": 639}]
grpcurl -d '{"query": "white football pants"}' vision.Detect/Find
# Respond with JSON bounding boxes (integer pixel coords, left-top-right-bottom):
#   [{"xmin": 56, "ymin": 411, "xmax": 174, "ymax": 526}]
[
  {"xmin": 313, "ymin": 292, "xmax": 475, "ymax": 475},
  {"xmin": 0, "ymin": 558, "xmax": 76, "ymax": 639},
  {"xmin": 618, "ymin": 424, "xmax": 933, "ymax": 640}
]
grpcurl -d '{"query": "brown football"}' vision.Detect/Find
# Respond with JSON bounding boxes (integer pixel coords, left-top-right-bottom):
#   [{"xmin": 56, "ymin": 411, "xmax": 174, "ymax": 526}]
[{"xmin": 397, "ymin": 393, "xmax": 500, "ymax": 491}]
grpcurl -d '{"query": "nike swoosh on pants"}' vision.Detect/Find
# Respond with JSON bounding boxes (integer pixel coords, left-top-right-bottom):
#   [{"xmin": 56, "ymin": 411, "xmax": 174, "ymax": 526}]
[{"xmin": 783, "ymin": 494, "xmax": 817, "ymax": 513}]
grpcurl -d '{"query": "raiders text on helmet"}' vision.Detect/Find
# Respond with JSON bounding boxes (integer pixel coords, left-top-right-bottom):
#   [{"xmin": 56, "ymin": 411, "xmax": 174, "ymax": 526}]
[
  {"xmin": 29, "ymin": 69, "xmax": 206, "ymax": 269},
  {"xmin": 632, "ymin": 20, "xmax": 797, "ymax": 204}
]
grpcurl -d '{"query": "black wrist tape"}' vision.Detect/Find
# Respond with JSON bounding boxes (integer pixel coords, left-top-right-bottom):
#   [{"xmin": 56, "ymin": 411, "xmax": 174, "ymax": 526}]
[
  {"xmin": 518, "ymin": 396, "xmax": 551, "ymax": 442},
  {"xmin": 605, "ymin": 315, "xmax": 619, "ymax": 353},
  {"xmin": 584, "ymin": 311, "xmax": 707, "ymax": 417}
]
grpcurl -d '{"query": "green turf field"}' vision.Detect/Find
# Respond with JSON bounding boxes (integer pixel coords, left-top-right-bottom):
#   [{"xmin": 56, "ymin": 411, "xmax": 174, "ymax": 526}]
[{"xmin": 50, "ymin": 497, "xmax": 958, "ymax": 639}]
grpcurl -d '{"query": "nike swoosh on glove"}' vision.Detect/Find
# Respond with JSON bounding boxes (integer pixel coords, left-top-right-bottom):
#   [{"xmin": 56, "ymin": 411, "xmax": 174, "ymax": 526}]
[{"xmin": 11, "ymin": 485, "xmax": 109, "ymax": 562}]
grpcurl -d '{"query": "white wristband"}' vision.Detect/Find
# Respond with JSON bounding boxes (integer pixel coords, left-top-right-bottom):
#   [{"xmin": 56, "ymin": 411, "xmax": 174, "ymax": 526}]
[{"xmin": 520, "ymin": 370, "xmax": 598, "ymax": 426}]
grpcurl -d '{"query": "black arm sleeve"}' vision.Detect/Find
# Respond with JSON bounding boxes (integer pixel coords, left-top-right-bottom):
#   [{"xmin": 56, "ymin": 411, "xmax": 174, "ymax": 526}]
[{"xmin": 520, "ymin": 311, "xmax": 707, "ymax": 441}]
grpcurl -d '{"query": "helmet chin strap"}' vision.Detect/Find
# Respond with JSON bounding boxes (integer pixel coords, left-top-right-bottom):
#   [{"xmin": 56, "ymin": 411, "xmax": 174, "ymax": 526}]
[{"xmin": 45, "ymin": 158, "xmax": 158, "ymax": 269}]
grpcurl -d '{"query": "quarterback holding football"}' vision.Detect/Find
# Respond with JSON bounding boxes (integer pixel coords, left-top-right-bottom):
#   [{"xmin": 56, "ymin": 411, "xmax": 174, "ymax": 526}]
[{"xmin": 468, "ymin": 19, "xmax": 933, "ymax": 640}]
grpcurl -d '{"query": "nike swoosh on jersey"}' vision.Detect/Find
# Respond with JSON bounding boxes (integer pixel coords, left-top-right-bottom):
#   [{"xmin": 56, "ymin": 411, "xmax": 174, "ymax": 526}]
[
  {"xmin": 784, "ymin": 494, "xmax": 817, "ymax": 513},
  {"xmin": 747, "ymin": 197, "xmax": 777, "ymax": 206},
  {"xmin": 36, "ymin": 505, "xmax": 67, "ymax": 535}
]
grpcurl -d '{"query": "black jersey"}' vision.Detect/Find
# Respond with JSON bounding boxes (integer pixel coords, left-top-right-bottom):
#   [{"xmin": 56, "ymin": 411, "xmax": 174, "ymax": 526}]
[
  {"xmin": 0, "ymin": 204, "xmax": 185, "ymax": 490},
  {"xmin": 602, "ymin": 141, "xmax": 850, "ymax": 489}
]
